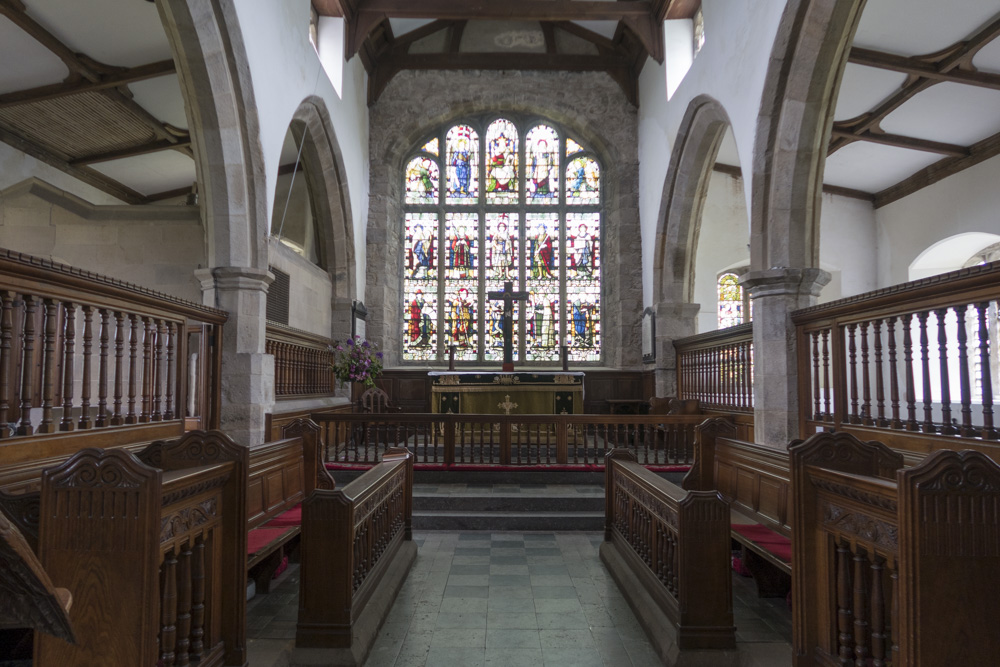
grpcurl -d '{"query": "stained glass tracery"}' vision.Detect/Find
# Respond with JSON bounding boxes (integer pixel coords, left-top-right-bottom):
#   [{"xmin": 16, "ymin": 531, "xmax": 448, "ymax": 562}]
[{"xmin": 402, "ymin": 117, "xmax": 602, "ymax": 364}]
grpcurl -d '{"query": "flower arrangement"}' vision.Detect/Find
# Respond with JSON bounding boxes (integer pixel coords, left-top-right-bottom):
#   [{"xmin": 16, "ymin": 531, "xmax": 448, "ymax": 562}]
[{"xmin": 330, "ymin": 336, "xmax": 384, "ymax": 388}]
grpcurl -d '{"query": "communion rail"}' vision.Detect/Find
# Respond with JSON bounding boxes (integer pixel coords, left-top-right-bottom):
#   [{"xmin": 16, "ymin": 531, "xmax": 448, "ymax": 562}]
[
  {"xmin": 311, "ymin": 413, "xmax": 706, "ymax": 467},
  {"xmin": 265, "ymin": 322, "xmax": 336, "ymax": 397},
  {"xmin": 790, "ymin": 432, "xmax": 1000, "ymax": 666},
  {"xmin": 793, "ymin": 261, "xmax": 1000, "ymax": 457},
  {"xmin": 675, "ymin": 322, "xmax": 754, "ymax": 413}
]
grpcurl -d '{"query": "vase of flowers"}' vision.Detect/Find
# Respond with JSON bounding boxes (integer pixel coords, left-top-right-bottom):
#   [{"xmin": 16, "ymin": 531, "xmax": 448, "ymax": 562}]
[{"xmin": 330, "ymin": 336, "xmax": 384, "ymax": 389}]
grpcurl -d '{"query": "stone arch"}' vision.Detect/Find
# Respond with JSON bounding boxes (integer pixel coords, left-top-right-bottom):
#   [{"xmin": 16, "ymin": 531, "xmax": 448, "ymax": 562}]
[
  {"xmin": 366, "ymin": 71, "xmax": 640, "ymax": 368},
  {"xmin": 750, "ymin": 0, "xmax": 868, "ymax": 270},
  {"xmin": 287, "ymin": 96, "xmax": 357, "ymax": 341},
  {"xmin": 155, "ymin": 0, "xmax": 268, "ymax": 272},
  {"xmin": 653, "ymin": 95, "xmax": 735, "ymax": 306}
]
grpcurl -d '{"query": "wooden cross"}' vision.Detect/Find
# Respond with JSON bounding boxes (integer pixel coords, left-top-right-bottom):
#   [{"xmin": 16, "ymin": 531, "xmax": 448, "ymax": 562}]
[
  {"xmin": 497, "ymin": 394, "xmax": 518, "ymax": 415},
  {"xmin": 487, "ymin": 280, "xmax": 529, "ymax": 371}
]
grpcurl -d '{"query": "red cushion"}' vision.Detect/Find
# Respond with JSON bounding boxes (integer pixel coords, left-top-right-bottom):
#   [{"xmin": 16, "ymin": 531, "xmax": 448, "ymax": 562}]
[
  {"xmin": 731, "ymin": 523, "xmax": 792, "ymax": 563},
  {"xmin": 265, "ymin": 504, "xmax": 302, "ymax": 528},
  {"xmin": 247, "ymin": 527, "xmax": 293, "ymax": 555}
]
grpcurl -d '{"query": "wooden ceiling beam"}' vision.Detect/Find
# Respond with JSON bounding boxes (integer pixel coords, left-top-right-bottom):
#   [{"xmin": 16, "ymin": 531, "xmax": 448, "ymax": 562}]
[
  {"xmin": 713, "ymin": 163, "xmax": 875, "ymax": 203},
  {"xmin": 0, "ymin": 60, "xmax": 177, "ymax": 110},
  {"xmin": 848, "ymin": 47, "xmax": 1000, "ymax": 92},
  {"xmin": 553, "ymin": 21, "xmax": 618, "ymax": 52},
  {"xmin": 342, "ymin": 0, "xmax": 655, "ymax": 21},
  {"xmin": 874, "ymin": 130, "xmax": 1000, "ymax": 209},
  {"xmin": 143, "ymin": 185, "xmax": 196, "ymax": 204},
  {"xmin": 0, "ymin": 0, "xmax": 101, "ymax": 82},
  {"xmin": 0, "ymin": 125, "xmax": 146, "ymax": 204},
  {"xmin": 449, "ymin": 21, "xmax": 467, "ymax": 53},
  {"xmin": 382, "ymin": 52, "xmax": 628, "ymax": 73},
  {"xmin": 69, "ymin": 138, "xmax": 193, "ymax": 167},
  {"xmin": 831, "ymin": 128, "xmax": 970, "ymax": 157}
]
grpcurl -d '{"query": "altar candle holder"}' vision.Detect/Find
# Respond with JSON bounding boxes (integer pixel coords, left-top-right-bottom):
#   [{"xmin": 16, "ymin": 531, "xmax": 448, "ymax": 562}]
[
  {"xmin": 561, "ymin": 345, "xmax": 569, "ymax": 372},
  {"xmin": 448, "ymin": 345, "xmax": 457, "ymax": 371}
]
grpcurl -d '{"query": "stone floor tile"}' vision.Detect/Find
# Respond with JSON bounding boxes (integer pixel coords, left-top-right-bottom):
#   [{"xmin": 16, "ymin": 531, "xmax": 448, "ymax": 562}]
[
  {"xmin": 429, "ymin": 628, "xmax": 487, "ymax": 648},
  {"xmin": 485, "ymin": 628, "xmax": 542, "ymax": 649},
  {"xmin": 487, "ymin": 597, "xmax": 536, "ymax": 613},
  {"xmin": 444, "ymin": 585, "xmax": 490, "ymax": 598},
  {"xmin": 533, "ymin": 598, "xmax": 583, "ymax": 614},
  {"xmin": 424, "ymin": 647, "xmax": 486, "ymax": 667},
  {"xmin": 541, "ymin": 646, "xmax": 607, "ymax": 667},
  {"xmin": 484, "ymin": 647, "xmax": 545, "ymax": 667},
  {"xmin": 531, "ymin": 585, "xmax": 578, "ymax": 599}
]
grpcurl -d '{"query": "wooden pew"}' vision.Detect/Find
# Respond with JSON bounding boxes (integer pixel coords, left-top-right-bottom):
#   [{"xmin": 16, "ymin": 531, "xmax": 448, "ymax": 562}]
[
  {"xmin": 243, "ymin": 418, "xmax": 335, "ymax": 593},
  {"xmin": 31, "ymin": 430, "xmax": 248, "ymax": 666},
  {"xmin": 683, "ymin": 418, "xmax": 793, "ymax": 596},
  {"xmin": 295, "ymin": 447, "xmax": 416, "ymax": 666},
  {"xmin": 600, "ymin": 449, "xmax": 735, "ymax": 660},
  {"xmin": 790, "ymin": 431, "xmax": 1000, "ymax": 666}
]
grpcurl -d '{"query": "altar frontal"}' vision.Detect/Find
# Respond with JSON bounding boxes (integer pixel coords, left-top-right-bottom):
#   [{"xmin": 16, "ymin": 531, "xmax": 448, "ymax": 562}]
[{"xmin": 430, "ymin": 371, "xmax": 584, "ymax": 414}]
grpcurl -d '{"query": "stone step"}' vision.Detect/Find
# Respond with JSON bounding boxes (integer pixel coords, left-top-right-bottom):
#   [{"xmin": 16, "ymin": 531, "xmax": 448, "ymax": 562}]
[{"xmin": 412, "ymin": 510, "xmax": 604, "ymax": 532}]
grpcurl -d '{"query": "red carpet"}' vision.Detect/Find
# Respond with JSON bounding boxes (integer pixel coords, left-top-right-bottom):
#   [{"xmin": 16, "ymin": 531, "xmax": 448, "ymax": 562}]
[
  {"xmin": 247, "ymin": 527, "xmax": 295, "ymax": 555},
  {"xmin": 325, "ymin": 462, "xmax": 690, "ymax": 473},
  {"xmin": 731, "ymin": 523, "xmax": 792, "ymax": 563}
]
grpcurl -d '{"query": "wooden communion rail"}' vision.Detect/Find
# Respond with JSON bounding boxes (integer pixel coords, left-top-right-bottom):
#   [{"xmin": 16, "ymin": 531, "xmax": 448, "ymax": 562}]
[
  {"xmin": 675, "ymin": 322, "xmax": 754, "ymax": 413},
  {"xmin": 312, "ymin": 412, "xmax": 706, "ymax": 467},
  {"xmin": 265, "ymin": 322, "xmax": 336, "ymax": 398}
]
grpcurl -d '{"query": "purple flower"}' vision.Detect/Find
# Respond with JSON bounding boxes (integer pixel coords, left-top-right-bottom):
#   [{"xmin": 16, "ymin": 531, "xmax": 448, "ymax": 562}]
[
  {"xmin": 362, "ymin": 340, "xmax": 370, "ymax": 348},
  {"xmin": 376, "ymin": 352, "xmax": 383, "ymax": 359},
  {"xmin": 346, "ymin": 338, "xmax": 354, "ymax": 346}
]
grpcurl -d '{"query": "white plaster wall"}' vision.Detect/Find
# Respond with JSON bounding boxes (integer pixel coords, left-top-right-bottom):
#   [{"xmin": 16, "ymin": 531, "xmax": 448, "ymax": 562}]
[
  {"xmin": 233, "ymin": 0, "xmax": 369, "ymax": 301},
  {"xmin": 637, "ymin": 0, "xmax": 789, "ymax": 307},
  {"xmin": 875, "ymin": 154, "xmax": 1000, "ymax": 287},
  {"xmin": 818, "ymin": 193, "xmax": 878, "ymax": 301},
  {"xmin": 692, "ymin": 171, "xmax": 750, "ymax": 333}
]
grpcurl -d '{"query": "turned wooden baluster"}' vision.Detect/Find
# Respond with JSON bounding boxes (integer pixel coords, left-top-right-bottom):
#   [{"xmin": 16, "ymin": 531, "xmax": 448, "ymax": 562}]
[
  {"xmin": 901, "ymin": 313, "xmax": 919, "ymax": 431},
  {"xmin": 917, "ymin": 311, "xmax": 936, "ymax": 433},
  {"xmin": 886, "ymin": 317, "xmax": 902, "ymax": 429},
  {"xmin": 813, "ymin": 331, "xmax": 822, "ymax": 419},
  {"xmin": 822, "ymin": 329, "xmax": 832, "ymax": 419},
  {"xmin": 37, "ymin": 298, "xmax": 59, "ymax": 434},
  {"xmin": 153, "ymin": 320, "xmax": 166, "ymax": 421},
  {"xmin": 860, "ymin": 321, "xmax": 873, "ymax": 425},
  {"xmin": 16, "ymin": 296, "xmax": 37, "ymax": 435},
  {"xmin": 0, "ymin": 291, "xmax": 13, "ymax": 434},
  {"xmin": 126, "ymin": 314, "xmax": 140, "ymax": 424},
  {"xmin": 848, "ymin": 322, "xmax": 860, "ymax": 424},
  {"xmin": 872, "ymin": 319, "xmax": 887, "ymax": 426},
  {"xmin": 165, "ymin": 322, "xmax": 176, "ymax": 420},
  {"xmin": 853, "ymin": 549, "xmax": 870, "ymax": 666},
  {"xmin": 870, "ymin": 557, "xmax": 886, "ymax": 667},
  {"xmin": 190, "ymin": 537, "xmax": 206, "ymax": 660},
  {"xmin": 955, "ymin": 305, "xmax": 974, "ymax": 436},
  {"xmin": 141, "ymin": 317, "xmax": 155, "ymax": 422},
  {"xmin": 889, "ymin": 565, "xmax": 900, "ymax": 664},
  {"xmin": 935, "ymin": 307, "xmax": 957, "ymax": 435},
  {"xmin": 111, "ymin": 311, "xmax": 126, "ymax": 425},
  {"xmin": 176, "ymin": 542, "xmax": 192, "ymax": 666},
  {"xmin": 161, "ymin": 549, "xmax": 178, "ymax": 667},
  {"xmin": 837, "ymin": 540, "xmax": 854, "ymax": 665},
  {"xmin": 59, "ymin": 302, "xmax": 76, "ymax": 431},
  {"xmin": 78, "ymin": 306, "xmax": 93, "ymax": 429},
  {"xmin": 976, "ymin": 302, "xmax": 997, "ymax": 439},
  {"xmin": 95, "ymin": 309, "xmax": 110, "ymax": 427}
]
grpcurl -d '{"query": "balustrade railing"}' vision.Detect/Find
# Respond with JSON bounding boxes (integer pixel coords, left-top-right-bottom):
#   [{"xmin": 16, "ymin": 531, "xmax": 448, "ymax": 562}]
[
  {"xmin": 265, "ymin": 322, "xmax": 335, "ymax": 397},
  {"xmin": 0, "ymin": 249, "xmax": 226, "ymax": 451},
  {"xmin": 297, "ymin": 448, "xmax": 413, "ymax": 649},
  {"xmin": 793, "ymin": 262, "xmax": 1000, "ymax": 452},
  {"xmin": 675, "ymin": 323, "xmax": 753, "ymax": 412},
  {"xmin": 311, "ymin": 413, "xmax": 703, "ymax": 467},
  {"xmin": 604, "ymin": 449, "xmax": 734, "ymax": 649}
]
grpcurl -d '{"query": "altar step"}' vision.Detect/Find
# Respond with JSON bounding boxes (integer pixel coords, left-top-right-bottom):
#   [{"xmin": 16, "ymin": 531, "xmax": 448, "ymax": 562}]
[{"xmin": 411, "ymin": 483, "xmax": 605, "ymax": 531}]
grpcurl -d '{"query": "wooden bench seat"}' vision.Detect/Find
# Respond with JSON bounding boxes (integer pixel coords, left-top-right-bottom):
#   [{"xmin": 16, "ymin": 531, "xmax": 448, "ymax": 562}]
[{"xmin": 683, "ymin": 418, "xmax": 793, "ymax": 596}]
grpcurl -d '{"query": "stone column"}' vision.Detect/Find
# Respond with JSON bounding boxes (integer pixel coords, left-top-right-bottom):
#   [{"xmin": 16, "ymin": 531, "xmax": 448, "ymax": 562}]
[
  {"xmin": 196, "ymin": 266, "xmax": 274, "ymax": 446},
  {"xmin": 653, "ymin": 301, "xmax": 701, "ymax": 397},
  {"xmin": 741, "ymin": 268, "xmax": 830, "ymax": 448}
]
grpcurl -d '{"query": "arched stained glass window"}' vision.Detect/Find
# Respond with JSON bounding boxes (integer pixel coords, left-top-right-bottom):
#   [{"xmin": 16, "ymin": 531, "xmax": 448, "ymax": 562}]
[
  {"xmin": 717, "ymin": 272, "xmax": 744, "ymax": 329},
  {"xmin": 402, "ymin": 116, "xmax": 602, "ymax": 364}
]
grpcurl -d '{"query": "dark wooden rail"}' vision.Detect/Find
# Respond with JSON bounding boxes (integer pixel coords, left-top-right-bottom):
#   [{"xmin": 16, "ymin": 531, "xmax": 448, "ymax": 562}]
[
  {"xmin": 675, "ymin": 323, "xmax": 754, "ymax": 412},
  {"xmin": 0, "ymin": 248, "xmax": 227, "ymax": 493},
  {"xmin": 296, "ymin": 447, "xmax": 415, "ymax": 658},
  {"xmin": 790, "ymin": 431, "xmax": 1000, "ymax": 666},
  {"xmin": 311, "ymin": 412, "xmax": 705, "ymax": 467},
  {"xmin": 33, "ymin": 432, "xmax": 248, "ymax": 666},
  {"xmin": 265, "ymin": 322, "xmax": 335, "ymax": 397},
  {"xmin": 601, "ymin": 449, "xmax": 734, "ymax": 651},
  {"xmin": 793, "ymin": 261, "xmax": 1000, "ymax": 458}
]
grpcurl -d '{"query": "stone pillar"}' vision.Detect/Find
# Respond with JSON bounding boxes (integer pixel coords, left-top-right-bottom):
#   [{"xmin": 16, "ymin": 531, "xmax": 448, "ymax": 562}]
[
  {"xmin": 741, "ymin": 268, "xmax": 830, "ymax": 448},
  {"xmin": 653, "ymin": 301, "xmax": 701, "ymax": 397},
  {"xmin": 196, "ymin": 266, "xmax": 274, "ymax": 446}
]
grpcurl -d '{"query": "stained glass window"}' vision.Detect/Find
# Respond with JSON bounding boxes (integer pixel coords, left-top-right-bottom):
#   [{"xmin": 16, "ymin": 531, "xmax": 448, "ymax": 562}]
[
  {"xmin": 402, "ymin": 116, "xmax": 602, "ymax": 364},
  {"xmin": 718, "ymin": 273, "xmax": 744, "ymax": 329}
]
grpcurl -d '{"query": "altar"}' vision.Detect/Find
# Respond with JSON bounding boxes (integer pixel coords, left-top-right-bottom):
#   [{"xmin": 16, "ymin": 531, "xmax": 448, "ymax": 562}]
[{"xmin": 429, "ymin": 371, "xmax": 585, "ymax": 415}]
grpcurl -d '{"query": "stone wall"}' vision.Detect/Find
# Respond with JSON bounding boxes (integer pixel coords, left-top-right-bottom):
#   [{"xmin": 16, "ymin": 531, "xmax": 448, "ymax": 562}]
[{"xmin": 366, "ymin": 69, "xmax": 642, "ymax": 369}]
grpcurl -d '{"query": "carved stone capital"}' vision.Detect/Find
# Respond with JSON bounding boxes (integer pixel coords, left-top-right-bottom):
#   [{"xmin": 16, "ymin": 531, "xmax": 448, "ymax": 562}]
[{"xmin": 740, "ymin": 267, "xmax": 830, "ymax": 299}]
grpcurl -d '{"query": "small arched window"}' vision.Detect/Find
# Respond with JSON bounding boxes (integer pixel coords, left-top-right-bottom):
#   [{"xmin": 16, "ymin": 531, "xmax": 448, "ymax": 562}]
[
  {"xmin": 402, "ymin": 116, "xmax": 602, "ymax": 364},
  {"xmin": 717, "ymin": 272, "xmax": 745, "ymax": 329}
]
